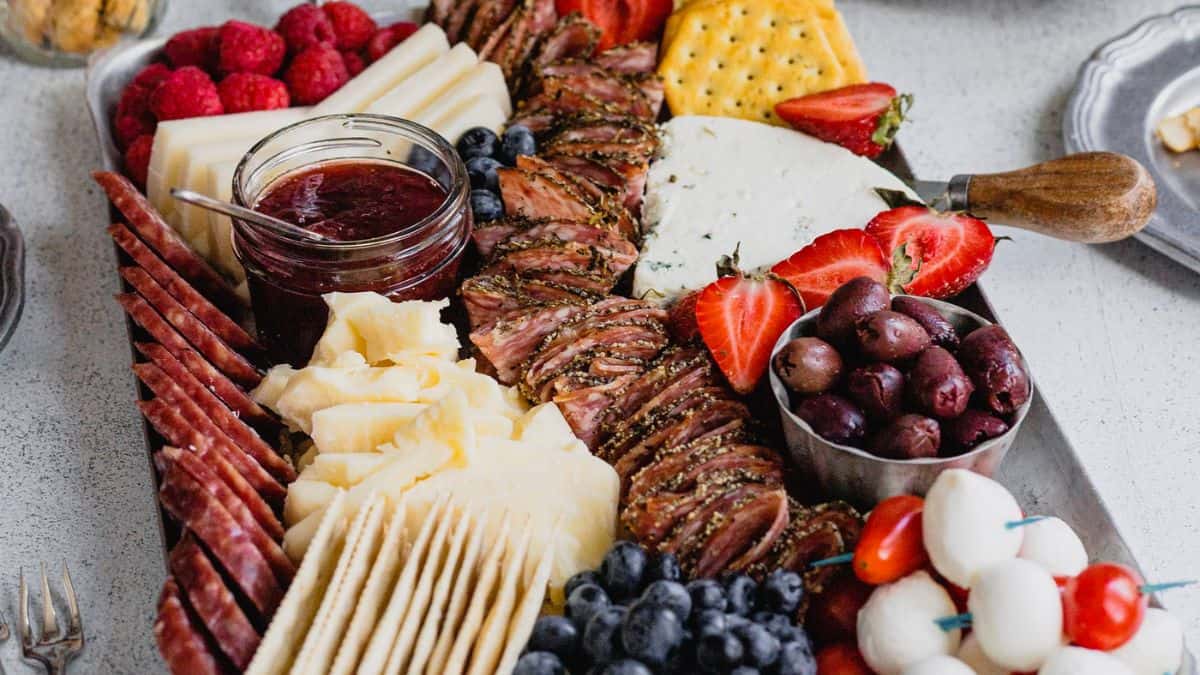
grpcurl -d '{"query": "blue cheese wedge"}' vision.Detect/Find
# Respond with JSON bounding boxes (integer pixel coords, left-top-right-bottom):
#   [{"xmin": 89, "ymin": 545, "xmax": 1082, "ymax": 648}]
[{"xmin": 635, "ymin": 115, "xmax": 917, "ymax": 304}]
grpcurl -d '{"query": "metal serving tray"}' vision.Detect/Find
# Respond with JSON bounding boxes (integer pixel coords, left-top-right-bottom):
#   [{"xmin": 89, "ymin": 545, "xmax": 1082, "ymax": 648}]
[{"xmin": 87, "ymin": 30, "xmax": 1194, "ymax": 673}]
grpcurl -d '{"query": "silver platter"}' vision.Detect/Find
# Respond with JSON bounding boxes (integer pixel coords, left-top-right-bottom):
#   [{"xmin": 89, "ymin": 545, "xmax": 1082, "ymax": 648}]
[{"xmin": 1066, "ymin": 6, "xmax": 1200, "ymax": 272}]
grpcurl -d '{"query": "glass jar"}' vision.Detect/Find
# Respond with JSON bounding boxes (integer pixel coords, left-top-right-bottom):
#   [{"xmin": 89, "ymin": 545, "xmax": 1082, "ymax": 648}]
[
  {"xmin": 0, "ymin": 0, "xmax": 166, "ymax": 66},
  {"xmin": 233, "ymin": 114, "xmax": 472, "ymax": 367}
]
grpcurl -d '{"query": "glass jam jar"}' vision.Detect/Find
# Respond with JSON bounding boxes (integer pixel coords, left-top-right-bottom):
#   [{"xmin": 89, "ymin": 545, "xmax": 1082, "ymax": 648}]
[{"xmin": 232, "ymin": 114, "xmax": 472, "ymax": 366}]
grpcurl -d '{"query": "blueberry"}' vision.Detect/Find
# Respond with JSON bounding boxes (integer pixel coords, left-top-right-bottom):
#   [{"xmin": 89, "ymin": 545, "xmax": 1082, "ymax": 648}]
[
  {"xmin": 724, "ymin": 613, "xmax": 751, "ymax": 632},
  {"xmin": 639, "ymin": 580, "xmax": 691, "ymax": 620},
  {"xmin": 776, "ymin": 639, "xmax": 817, "ymax": 675},
  {"xmin": 724, "ymin": 574, "xmax": 758, "ymax": 616},
  {"xmin": 583, "ymin": 605, "xmax": 627, "ymax": 663},
  {"xmin": 696, "ymin": 632, "xmax": 745, "ymax": 673},
  {"xmin": 758, "ymin": 569, "xmax": 804, "ymax": 615},
  {"xmin": 621, "ymin": 602, "xmax": 684, "ymax": 667},
  {"xmin": 692, "ymin": 609, "xmax": 727, "ymax": 638},
  {"xmin": 733, "ymin": 623, "xmax": 781, "ymax": 668},
  {"xmin": 596, "ymin": 659, "xmax": 653, "ymax": 675},
  {"xmin": 514, "ymin": 651, "xmax": 565, "ymax": 675},
  {"xmin": 687, "ymin": 579, "xmax": 728, "ymax": 614},
  {"xmin": 752, "ymin": 612, "xmax": 803, "ymax": 644},
  {"xmin": 645, "ymin": 552, "xmax": 682, "ymax": 584},
  {"xmin": 567, "ymin": 583, "xmax": 611, "ymax": 626},
  {"xmin": 566, "ymin": 570, "xmax": 602, "ymax": 600},
  {"xmin": 601, "ymin": 541, "xmax": 647, "ymax": 600},
  {"xmin": 528, "ymin": 615, "xmax": 578, "ymax": 658},
  {"xmin": 407, "ymin": 146, "xmax": 448, "ymax": 184},
  {"xmin": 470, "ymin": 189, "xmax": 504, "ymax": 222},
  {"xmin": 499, "ymin": 124, "xmax": 537, "ymax": 164},
  {"xmin": 457, "ymin": 126, "xmax": 499, "ymax": 160},
  {"xmin": 465, "ymin": 155, "xmax": 503, "ymax": 192},
  {"xmin": 731, "ymin": 668, "xmax": 762, "ymax": 675}
]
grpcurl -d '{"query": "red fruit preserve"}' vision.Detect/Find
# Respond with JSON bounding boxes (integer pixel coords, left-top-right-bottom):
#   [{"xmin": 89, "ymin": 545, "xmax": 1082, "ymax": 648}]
[{"xmin": 232, "ymin": 115, "xmax": 471, "ymax": 366}]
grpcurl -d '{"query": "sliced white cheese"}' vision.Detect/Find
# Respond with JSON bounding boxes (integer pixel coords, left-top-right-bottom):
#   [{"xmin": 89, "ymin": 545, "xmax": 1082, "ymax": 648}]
[
  {"xmin": 311, "ymin": 23, "xmax": 450, "ymax": 116},
  {"xmin": 202, "ymin": 158, "xmax": 243, "ymax": 282},
  {"xmin": 413, "ymin": 61, "xmax": 512, "ymax": 128},
  {"xmin": 366, "ymin": 42, "xmax": 479, "ymax": 120},
  {"xmin": 176, "ymin": 137, "xmax": 261, "ymax": 245},
  {"xmin": 429, "ymin": 95, "xmax": 507, "ymax": 146},
  {"xmin": 635, "ymin": 115, "xmax": 916, "ymax": 304}
]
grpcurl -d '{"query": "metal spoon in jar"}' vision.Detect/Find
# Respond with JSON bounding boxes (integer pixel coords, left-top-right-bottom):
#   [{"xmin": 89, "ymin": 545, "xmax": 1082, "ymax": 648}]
[{"xmin": 170, "ymin": 188, "xmax": 332, "ymax": 243}]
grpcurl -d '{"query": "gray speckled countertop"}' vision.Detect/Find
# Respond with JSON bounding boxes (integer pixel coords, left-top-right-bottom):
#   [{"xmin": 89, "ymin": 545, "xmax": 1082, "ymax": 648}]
[{"xmin": 0, "ymin": 0, "xmax": 1196, "ymax": 672}]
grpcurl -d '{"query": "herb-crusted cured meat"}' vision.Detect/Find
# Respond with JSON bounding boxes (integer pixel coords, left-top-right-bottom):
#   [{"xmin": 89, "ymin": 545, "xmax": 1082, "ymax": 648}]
[
  {"xmin": 460, "ymin": 273, "xmax": 600, "ymax": 328},
  {"xmin": 470, "ymin": 302, "xmax": 588, "ymax": 384},
  {"xmin": 593, "ymin": 42, "xmax": 659, "ymax": 74}
]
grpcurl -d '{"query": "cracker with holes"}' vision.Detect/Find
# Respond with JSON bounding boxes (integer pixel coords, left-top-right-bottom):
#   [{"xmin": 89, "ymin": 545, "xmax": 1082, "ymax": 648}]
[{"xmin": 659, "ymin": 0, "xmax": 865, "ymax": 124}]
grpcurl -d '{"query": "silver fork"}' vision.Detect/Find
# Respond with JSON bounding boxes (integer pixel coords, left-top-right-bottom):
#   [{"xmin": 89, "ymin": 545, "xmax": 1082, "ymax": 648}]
[{"xmin": 18, "ymin": 564, "xmax": 83, "ymax": 674}]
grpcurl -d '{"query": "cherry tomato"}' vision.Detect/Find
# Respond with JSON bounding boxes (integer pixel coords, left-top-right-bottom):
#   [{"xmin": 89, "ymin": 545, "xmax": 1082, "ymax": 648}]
[
  {"xmin": 1063, "ymin": 562, "xmax": 1146, "ymax": 650},
  {"xmin": 853, "ymin": 495, "xmax": 927, "ymax": 585},
  {"xmin": 806, "ymin": 572, "xmax": 873, "ymax": 645},
  {"xmin": 816, "ymin": 642, "xmax": 875, "ymax": 675}
]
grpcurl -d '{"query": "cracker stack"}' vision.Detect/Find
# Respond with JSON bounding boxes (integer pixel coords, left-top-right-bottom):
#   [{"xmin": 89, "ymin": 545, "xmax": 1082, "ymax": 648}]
[{"xmin": 658, "ymin": 0, "xmax": 867, "ymax": 124}]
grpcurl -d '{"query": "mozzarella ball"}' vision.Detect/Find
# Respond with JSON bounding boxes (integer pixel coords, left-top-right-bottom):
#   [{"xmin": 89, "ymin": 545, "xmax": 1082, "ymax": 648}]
[
  {"xmin": 1018, "ymin": 516, "xmax": 1088, "ymax": 577},
  {"xmin": 923, "ymin": 469, "xmax": 1023, "ymax": 588},
  {"xmin": 901, "ymin": 655, "xmax": 976, "ymax": 675},
  {"xmin": 857, "ymin": 570, "xmax": 962, "ymax": 675},
  {"xmin": 1038, "ymin": 646, "xmax": 1135, "ymax": 675},
  {"xmin": 957, "ymin": 633, "xmax": 1013, "ymax": 675},
  {"xmin": 1109, "ymin": 608, "xmax": 1184, "ymax": 675},
  {"xmin": 969, "ymin": 558, "xmax": 1063, "ymax": 671}
]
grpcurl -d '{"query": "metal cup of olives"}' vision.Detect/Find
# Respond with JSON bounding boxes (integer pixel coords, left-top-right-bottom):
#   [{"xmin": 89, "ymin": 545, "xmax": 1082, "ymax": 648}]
[{"xmin": 768, "ymin": 294, "xmax": 1033, "ymax": 509}]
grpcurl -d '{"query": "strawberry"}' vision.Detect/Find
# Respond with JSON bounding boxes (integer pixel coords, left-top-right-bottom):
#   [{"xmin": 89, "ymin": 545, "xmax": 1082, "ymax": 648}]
[
  {"xmin": 775, "ymin": 83, "xmax": 912, "ymax": 158},
  {"xmin": 771, "ymin": 229, "xmax": 891, "ymax": 310},
  {"xmin": 865, "ymin": 206, "xmax": 995, "ymax": 299},
  {"xmin": 666, "ymin": 289, "xmax": 701, "ymax": 343},
  {"xmin": 695, "ymin": 256, "xmax": 804, "ymax": 394}
]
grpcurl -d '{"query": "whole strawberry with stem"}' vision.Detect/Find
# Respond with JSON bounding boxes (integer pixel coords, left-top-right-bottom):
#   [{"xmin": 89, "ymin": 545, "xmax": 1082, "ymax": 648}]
[{"xmin": 775, "ymin": 83, "xmax": 912, "ymax": 158}]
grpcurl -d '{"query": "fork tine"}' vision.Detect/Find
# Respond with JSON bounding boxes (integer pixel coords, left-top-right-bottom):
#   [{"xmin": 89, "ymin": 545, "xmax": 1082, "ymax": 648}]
[
  {"xmin": 61, "ymin": 563, "xmax": 81, "ymax": 637},
  {"xmin": 39, "ymin": 562, "xmax": 58, "ymax": 641},
  {"xmin": 18, "ymin": 569, "xmax": 32, "ymax": 649}
]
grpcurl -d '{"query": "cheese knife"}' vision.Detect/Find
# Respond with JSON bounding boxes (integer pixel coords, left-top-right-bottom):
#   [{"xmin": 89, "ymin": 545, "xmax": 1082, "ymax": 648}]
[{"xmin": 887, "ymin": 151, "xmax": 1156, "ymax": 244}]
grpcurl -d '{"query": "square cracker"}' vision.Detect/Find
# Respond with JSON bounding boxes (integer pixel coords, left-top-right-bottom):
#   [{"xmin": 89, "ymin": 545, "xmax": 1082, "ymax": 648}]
[
  {"xmin": 495, "ymin": 531, "xmax": 559, "ymax": 674},
  {"xmin": 465, "ymin": 520, "xmax": 534, "ymax": 675},
  {"xmin": 443, "ymin": 515, "xmax": 514, "ymax": 675},
  {"xmin": 425, "ymin": 512, "xmax": 489, "ymax": 674}
]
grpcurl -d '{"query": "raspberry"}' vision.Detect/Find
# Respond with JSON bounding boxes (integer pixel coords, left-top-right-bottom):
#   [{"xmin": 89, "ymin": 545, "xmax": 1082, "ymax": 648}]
[
  {"xmin": 149, "ymin": 66, "xmax": 224, "ymax": 121},
  {"xmin": 340, "ymin": 50, "xmax": 365, "ymax": 77},
  {"xmin": 164, "ymin": 26, "xmax": 218, "ymax": 71},
  {"xmin": 365, "ymin": 22, "xmax": 418, "ymax": 62},
  {"xmin": 216, "ymin": 20, "xmax": 286, "ymax": 76},
  {"xmin": 284, "ymin": 44, "xmax": 350, "ymax": 105},
  {"xmin": 274, "ymin": 3, "xmax": 336, "ymax": 54},
  {"xmin": 130, "ymin": 62, "xmax": 173, "ymax": 92},
  {"xmin": 124, "ymin": 134, "xmax": 154, "ymax": 188},
  {"xmin": 113, "ymin": 63, "xmax": 170, "ymax": 148},
  {"xmin": 322, "ymin": 2, "xmax": 377, "ymax": 51},
  {"xmin": 114, "ymin": 113, "xmax": 154, "ymax": 149},
  {"xmin": 218, "ymin": 73, "xmax": 291, "ymax": 113}
]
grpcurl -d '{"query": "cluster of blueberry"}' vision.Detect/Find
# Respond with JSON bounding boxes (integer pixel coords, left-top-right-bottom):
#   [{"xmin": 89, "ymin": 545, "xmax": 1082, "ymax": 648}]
[
  {"xmin": 455, "ymin": 125, "xmax": 537, "ymax": 223},
  {"xmin": 515, "ymin": 541, "xmax": 819, "ymax": 675}
]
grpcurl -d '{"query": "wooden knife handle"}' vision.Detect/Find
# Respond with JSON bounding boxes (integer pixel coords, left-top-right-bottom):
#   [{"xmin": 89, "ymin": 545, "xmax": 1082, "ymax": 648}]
[{"xmin": 964, "ymin": 152, "xmax": 1157, "ymax": 243}]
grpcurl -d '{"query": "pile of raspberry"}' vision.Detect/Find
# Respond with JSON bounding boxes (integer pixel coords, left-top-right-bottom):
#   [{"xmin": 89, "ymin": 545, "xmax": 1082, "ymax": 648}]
[{"xmin": 114, "ymin": 1, "xmax": 418, "ymax": 187}]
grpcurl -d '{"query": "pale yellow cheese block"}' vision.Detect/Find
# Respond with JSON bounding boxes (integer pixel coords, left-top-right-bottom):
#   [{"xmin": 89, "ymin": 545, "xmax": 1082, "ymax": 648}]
[{"xmin": 312, "ymin": 23, "xmax": 450, "ymax": 115}]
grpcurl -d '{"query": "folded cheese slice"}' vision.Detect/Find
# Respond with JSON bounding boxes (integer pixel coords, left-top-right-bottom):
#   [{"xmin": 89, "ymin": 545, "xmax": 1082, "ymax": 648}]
[
  {"xmin": 367, "ymin": 43, "xmax": 479, "ymax": 120},
  {"xmin": 312, "ymin": 23, "xmax": 450, "ymax": 115}
]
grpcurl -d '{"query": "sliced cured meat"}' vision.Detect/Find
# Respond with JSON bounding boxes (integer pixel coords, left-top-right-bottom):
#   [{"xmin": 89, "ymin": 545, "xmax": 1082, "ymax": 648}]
[
  {"xmin": 173, "ymin": 346, "xmax": 277, "ymax": 431},
  {"xmin": 474, "ymin": 214, "xmax": 629, "ymax": 261},
  {"xmin": 155, "ymin": 579, "xmax": 227, "ymax": 675},
  {"xmin": 622, "ymin": 483, "xmax": 715, "ymax": 547},
  {"xmin": 628, "ymin": 443, "xmax": 782, "ymax": 503},
  {"xmin": 553, "ymin": 373, "xmax": 638, "ymax": 448},
  {"xmin": 690, "ymin": 487, "xmax": 790, "ymax": 577},
  {"xmin": 593, "ymin": 41, "xmax": 658, "ymax": 74},
  {"xmin": 94, "ymin": 171, "xmax": 243, "ymax": 316},
  {"xmin": 516, "ymin": 154, "xmax": 609, "ymax": 203},
  {"xmin": 598, "ymin": 345, "xmax": 712, "ymax": 435},
  {"xmin": 445, "ymin": 0, "xmax": 484, "ymax": 43},
  {"xmin": 133, "ymin": 365, "xmax": 285, "ymax": 502},
  {"xmin": 602, "ymin": 352, "xmax": 720, "ymax": 443},
  {"xmin": 478, "ymin": 1, "xmax": 521, "ymax": 59},
  {"xmin": 801, "ymin": 501, "xmax": 864, "ymax": 549},
  {"xmin": 169, "ymin": 534, "xmax": 260, "ymax": 670},
  {"xmin": 539, "ymin": 154, "xmax": 645, "ymax": 214},
  {"xmin": 135, "ymin": 345, "xmax": 294, "ymax": 483},
  {"xmin": 522, "ymin": 322, "xmax": 669, "ymax": 401},
  {"xmin": 632, "ymin": 74, "xmax": 664, "ymax": 116},
  {"xmin": 526, "ymin": 298, "xmax": 667, "ymax": 365},
  {"xmin": 470, "ymin": 302, "xmax": 587, "ymax": 384},
  {"xmin": 139, "ymin": 399, "xmax": 286, "ymax": 531},
  {"xmin": 484, "ymin": 240, "xmax": 617, "ymax": 288},
  {"xmin": 529, "ymin": 343, "xmax": 657, "ymax": 401},
  {"xmin": 119, "ymin": 274, "xmax": 261, "ymax": 388},
  {"xmin": 460, "ymin": 273, "xmax": 600, "ymax": 328},
  {"xmin": 542, "ymin": 74, "xmax": 655, "ymax": 120},
  {"xmin": 528, "ymin": 13, "xmax": 600, "ymax": 75},
  {"xmin": 510, "ymin": 89, "xmax": 635, "ymax": 133},
  {"xmin": 161, "ymin": 446, "xmax": 294, "ymax": 585},
  {"xmin": 508, "ymin": 157, "xmax": 639, "ymax": 238},
  {"xmin": 604, "ymin": 385, "xmax": 732, "ymax": 467},
  {"xmin": 110, "ymin": 224, "xmax": 260, "ymax": 354},
  {"xmin": 159, "ymin": 463, "xmax": 284, "ymax": 617},
  {"xmin": 495, "ymin": 229, "xmax": 637, "ymax": 276},
  {"xmin": 659, "ymin": 481, "xmax": 762, "ymax": 555},
  {"xmin": 543, "ymin": 114, "xmax": 657, "ymax": 146},
  {"xmin": 612, "ymin": 397, "xmax": 752, "ymax": 480},
  {"xmin": 426, "ymin": 0, "xmax": 457, "ymax": 27},
  {"xmin": 498, "ymin": 166, "xmax": 595, "ymax": 222}
]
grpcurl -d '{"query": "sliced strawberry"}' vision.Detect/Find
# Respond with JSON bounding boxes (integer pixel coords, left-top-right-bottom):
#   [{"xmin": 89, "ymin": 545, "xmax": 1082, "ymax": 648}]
[
  {"xmin": 865, "ymin": 206, "xmax": 995, "ymax": 299},
  {"xmin": 667, "ymin": 289, "xmax": 701, "ymax": 343},
  {"xmin": 775, "ymin": 83, "xmax": 912, "ymax": 158},
  {"xmin": 695, "ymin": 274, "xmax": 803, "ymax": 394},
  {"xmin": 770, "ymin": 229, "xmax": 889, "ymax": 310}
]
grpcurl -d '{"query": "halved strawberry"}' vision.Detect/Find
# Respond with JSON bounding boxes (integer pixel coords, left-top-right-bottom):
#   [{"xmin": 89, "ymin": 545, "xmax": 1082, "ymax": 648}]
[
  {"xmin": 695, "ymin": 271, "xmax": 804, "ymax": 395},
  {"xmin": 775, "ymin": 83, "xmax": 912, "ymax": 158},
  {"xmin": 865, "ymin": 206, "xmax": 995, "ymax": 299},
  {"xmin": 770, "ymin": 229, "xmax": 890, "ymax": 310}
]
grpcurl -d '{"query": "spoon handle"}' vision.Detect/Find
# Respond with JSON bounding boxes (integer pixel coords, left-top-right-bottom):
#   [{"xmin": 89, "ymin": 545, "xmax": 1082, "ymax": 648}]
[{"xmin": 169, "ymin": 188, "xmax": 330, "ymax": 242}]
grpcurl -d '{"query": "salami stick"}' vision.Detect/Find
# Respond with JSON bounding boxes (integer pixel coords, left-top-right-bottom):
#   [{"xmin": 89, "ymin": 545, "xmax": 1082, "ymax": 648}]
[
  {"xmin": 154, "ymin": 579, "xmax": 228, "ymax": 675},
  {"xmin": 169, "ymin": 535, "xmax": 261, "ymax": 670}
]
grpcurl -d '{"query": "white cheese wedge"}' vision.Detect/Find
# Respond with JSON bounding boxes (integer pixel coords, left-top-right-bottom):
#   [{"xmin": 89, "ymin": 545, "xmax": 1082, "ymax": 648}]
[
  {"xmin": 413, "ymin": 61, "xmax": 512, "ymax": 128},
  {"xmin": 366, "ymin": 43, "xmax": 479, "ymax": 120},
  {"xmin": 202, "ymin": 158, "xmax": 243, "ymax": 281},
  {"xmin": 146, "ymin": 107, "xmax": 311, "ymax": 218},
  {"xmin": 175, "ymin": 137, "xmax": 261, "ymax": 244},
  {"xmin": 311, "ymin": 23, "xmax": 450, "ymax": 115},
  {"xmin": 428, "ymin": 95, "xmax": 508, "ymax": 146},
  {"xmin": 636, "ymin": 115, "xmax": 916, "ymax": 304},
  {"xmin": 310, "ymin": 402, "xmax": 428, "ymax": 454}
]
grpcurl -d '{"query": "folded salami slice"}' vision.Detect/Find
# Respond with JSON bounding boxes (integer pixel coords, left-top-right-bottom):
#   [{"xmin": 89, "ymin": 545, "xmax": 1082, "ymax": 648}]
[
  {"xmin": 159, "ymin": 463, "xmax": 283, "ymax": 617},
  {"xmin": 139, "ymin": 399, "xmax": 284, "ymax": 534},
  {"xmin": 689, "ymin": 487, "xmax": 790, "ymax": 578},
  {"xmin": 110, "ymin": 223, "xmax": 260, "ymax": 354},
  {"xmin": 133, "ymin": 364, "xmax": 285, "ymax": 502},
  {"xmin": 120, "ymin": 268, "xmax": 261, "ymax": 388},
  {"xmin": 154, "ymin": 578, "xmax": 228, "ymax": 675},
  {"xmin": 136, "ymin": 342, "xmax": 294, "ymax": 483},
  {"xmin": 94, "ymin": 171, "xmax": 243, "ymax": 315},
  {"xmin": 169, "ymin": 535, "xmax": 261, "ymax": 670},
  {"xmin": 161, "ymin": 446, "xmax": 294, "ymax": 586}
]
